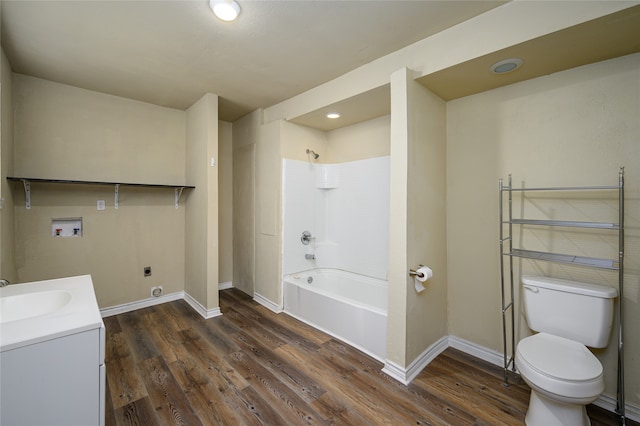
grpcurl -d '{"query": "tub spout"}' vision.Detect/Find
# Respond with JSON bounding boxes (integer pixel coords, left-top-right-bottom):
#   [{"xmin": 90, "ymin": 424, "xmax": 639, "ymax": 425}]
[
  {"xmin": 305, "ymin": 254, "xmax": 316, "ymax": 260},
  {"xmin": 0, "ymin": 279, "xmax": 10, "ymax": 287}
]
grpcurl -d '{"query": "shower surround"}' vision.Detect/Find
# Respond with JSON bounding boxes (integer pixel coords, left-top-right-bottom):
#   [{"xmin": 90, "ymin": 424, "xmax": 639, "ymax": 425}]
[{"xmin": 282, "ymin": 156, "xmax": 390, "ymax": 359}]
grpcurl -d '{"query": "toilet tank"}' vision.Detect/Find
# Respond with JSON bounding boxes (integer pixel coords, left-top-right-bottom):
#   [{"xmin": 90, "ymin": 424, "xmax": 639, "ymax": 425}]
[{"xmin": 522, "ymin": 275, "xmax": 617, "ymax": 348}]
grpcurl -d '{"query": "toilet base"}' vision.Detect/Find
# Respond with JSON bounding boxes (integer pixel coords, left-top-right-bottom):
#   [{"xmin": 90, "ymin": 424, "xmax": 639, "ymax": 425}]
[{"xmin": 525, "ymin": 390, "xmax": 591, "ymax": 426}]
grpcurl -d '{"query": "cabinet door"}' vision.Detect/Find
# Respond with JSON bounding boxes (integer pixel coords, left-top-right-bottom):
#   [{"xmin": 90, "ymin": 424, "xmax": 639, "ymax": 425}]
[{"xmin": 1, "ymin": 329, "xmax": 101, "ymax": 426}]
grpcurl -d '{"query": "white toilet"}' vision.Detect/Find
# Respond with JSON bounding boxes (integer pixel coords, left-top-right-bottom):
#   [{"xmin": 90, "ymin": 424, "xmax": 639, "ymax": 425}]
[{"xmin": 515, "ymin": 275, "xmax": 618, "ymax": 426}]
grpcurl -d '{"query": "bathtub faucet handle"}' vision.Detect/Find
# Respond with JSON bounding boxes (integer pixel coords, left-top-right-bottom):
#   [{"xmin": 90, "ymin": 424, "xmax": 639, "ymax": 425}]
[{"xmin": 301, "ymin": 231, "xmax": 315, "ymax": 245}]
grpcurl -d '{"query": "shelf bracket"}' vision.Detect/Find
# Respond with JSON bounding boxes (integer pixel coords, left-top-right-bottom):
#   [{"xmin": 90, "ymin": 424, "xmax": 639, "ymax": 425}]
[
  {"xmin": 114, "ymin": 184, "xmax": 120, "ymax": 209},
  {"xmin": 175, "ymin": 187, "xmax": 185, "ymax": 209},
  {"xmin": 23, "ymin": 180, "xmax": 31, "ymax": 210}
]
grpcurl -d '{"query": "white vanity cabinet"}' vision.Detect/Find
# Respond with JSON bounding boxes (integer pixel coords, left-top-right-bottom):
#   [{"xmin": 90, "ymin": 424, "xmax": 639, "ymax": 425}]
[
  {"xmin": 0, "ymin": 326, "xmax": 105, "ymax": 426},
  {"xmin": 0, "ymin": 275, "xmax": 105, "ymax": 426}
]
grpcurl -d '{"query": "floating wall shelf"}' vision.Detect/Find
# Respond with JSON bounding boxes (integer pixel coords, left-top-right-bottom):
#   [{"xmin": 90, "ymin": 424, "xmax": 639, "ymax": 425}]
[{"xmin": 6, "ymin": 177, "xmax": 195, "ymax": 209}]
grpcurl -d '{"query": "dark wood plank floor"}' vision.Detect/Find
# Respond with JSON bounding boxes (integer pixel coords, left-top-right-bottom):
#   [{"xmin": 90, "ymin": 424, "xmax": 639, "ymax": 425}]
[{"xmin": 104, "ymin": 288, "xmax": 631, "ymax": 425}]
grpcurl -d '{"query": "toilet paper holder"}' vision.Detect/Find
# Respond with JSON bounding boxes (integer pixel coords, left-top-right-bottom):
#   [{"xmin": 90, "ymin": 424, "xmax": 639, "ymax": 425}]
[{"xmin": 409, "ymin": 265, "xmax": 425, "ymax": 278}]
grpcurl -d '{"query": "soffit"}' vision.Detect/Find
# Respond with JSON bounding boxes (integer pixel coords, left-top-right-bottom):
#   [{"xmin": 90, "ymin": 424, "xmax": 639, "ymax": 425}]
[{"xmin": 417, "ymin": 5, "xmax": 640, "ymax": 101}]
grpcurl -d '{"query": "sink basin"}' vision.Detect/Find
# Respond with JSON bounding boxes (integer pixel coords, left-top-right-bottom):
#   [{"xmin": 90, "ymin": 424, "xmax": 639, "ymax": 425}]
[
  {"xmin": 0, "ymin": 290, "xmax": 72, "ymax": 324},
  {"xmin": 0, "ymin": 275, "xmax": 103, "ymax": 352}
]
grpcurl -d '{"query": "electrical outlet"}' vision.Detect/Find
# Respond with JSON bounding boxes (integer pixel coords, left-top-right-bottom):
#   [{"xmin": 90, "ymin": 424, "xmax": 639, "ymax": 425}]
[
  {"xmin": 151, "ymin": 286, "xmax": 163, "ymax": 297},
  {"xmin": 144, "ymin": 266, "xmax": 152, "ymax": 277}
]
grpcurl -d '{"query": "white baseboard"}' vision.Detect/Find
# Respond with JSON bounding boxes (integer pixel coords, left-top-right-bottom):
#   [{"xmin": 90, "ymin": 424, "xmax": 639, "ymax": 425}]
[
  {"xmin": 381, "ymin": 361, "xmax": 409, "ymax": 385},
  {"xmin": 183, "ymin": 291, "xmax": 222, "ymax": 319},
  {"xmin": 100, "ymin": 291, "xmax": 184, "ymax": 317},
  {"xmin": 100, "ymin": 290, "xmax": 222, "ymax": 320},
  {"xmin": 253, "ymin": 292, "xmax": 283, "ymax": 313},
  {"xmin": 382, "ymin": 336, "xmax": 449, "ymax": 385},
  {"xmin": 218, "ymin": 281, "xmax": 233, "ymax": 290},
  {"xmin": 448, "ymin": 335, "xmax": 504, "ymax": 368},
  {"xmin": 593, "ymin": 392, "xmax": 640, "ymax": 423}
]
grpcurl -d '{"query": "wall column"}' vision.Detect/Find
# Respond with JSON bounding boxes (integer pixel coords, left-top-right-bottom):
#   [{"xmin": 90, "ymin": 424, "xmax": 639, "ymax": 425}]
[
  {"xmin": 385, "ymin": 67, "xmax": 448, "ymax": 383},
  {"xmin": 185, "ymin": 93, "xmax": 220, "ymax": 316}
]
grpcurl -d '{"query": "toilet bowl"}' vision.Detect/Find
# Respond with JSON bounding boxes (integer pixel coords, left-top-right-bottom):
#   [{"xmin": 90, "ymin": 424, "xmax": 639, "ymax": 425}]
[
  {"xmin": 516, "ymin": 333, "xmax": 604, "ymax": 425},
  {"xmin": 516, "ymin": 276, "xmax": 617, "ymax": 426}
]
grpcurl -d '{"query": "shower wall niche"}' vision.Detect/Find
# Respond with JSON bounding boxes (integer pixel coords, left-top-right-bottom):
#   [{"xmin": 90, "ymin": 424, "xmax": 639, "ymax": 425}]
[{"xmin": 282, "ymin": 156, "xmax": 390, "ymax": 280}]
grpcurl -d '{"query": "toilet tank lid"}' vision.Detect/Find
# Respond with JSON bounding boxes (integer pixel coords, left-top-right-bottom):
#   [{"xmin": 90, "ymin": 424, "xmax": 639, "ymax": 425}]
[{"xmin": 522, "ymin": 275, "xmax": 618, "ymax": 298}]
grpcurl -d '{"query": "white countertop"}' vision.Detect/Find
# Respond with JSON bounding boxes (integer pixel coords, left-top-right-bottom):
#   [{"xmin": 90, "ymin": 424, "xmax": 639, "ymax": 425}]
[{"xmin": 0, "ymin": 275, "xmax": 104, "ymax": 352}]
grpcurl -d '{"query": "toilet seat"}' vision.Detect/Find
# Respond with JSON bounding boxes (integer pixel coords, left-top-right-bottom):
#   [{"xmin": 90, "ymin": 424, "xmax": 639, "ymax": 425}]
[{"xmin": 516, "ymin": 333, "xmax": 604, "ymax": 399}]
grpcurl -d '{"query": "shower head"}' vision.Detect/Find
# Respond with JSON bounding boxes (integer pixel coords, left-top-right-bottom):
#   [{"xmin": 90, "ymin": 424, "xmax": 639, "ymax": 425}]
[{"xmin": 306, "ymin": 149, "xmax": 319, "ymax": 160}]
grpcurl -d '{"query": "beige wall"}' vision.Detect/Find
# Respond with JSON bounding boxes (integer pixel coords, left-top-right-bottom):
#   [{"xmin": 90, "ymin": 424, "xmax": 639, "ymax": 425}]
[
  {"xmin": 281, "ymin": 121, "xmax": 326, "ymax": 162},
  {"xmin": 11, "ymin": 75, "xmax": 187, "ymax": 308},
  {"xmin": 185, "ymin": 93, "xmax": 219, "ymax": 310},
  {"xmin": 326, "ymin": 115, "xmax": 390, "ymax": 163},
  {"xmin": 218, "ymin": 120, "xmax": 233, "ymax": 285},
  {"xmin": 281, "ymin": 116, "xmax": 390, "ymax": 163},
  {"xmin": 1, "ymin": 48, "xmax": 16, "ymax": 282},
  {"xmin": 447, "ymin": 53, "xmax": 640, "ymax": 406},
  {"xmin": 13, "ymin": 75, "xmax": 185, "ymax": 184}
]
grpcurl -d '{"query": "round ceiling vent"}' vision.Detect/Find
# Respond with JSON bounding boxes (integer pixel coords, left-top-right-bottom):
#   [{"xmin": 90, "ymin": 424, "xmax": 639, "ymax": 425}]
[{"xmin": 490, "ymin": 58, "xmax": 524, "ymax": 74}]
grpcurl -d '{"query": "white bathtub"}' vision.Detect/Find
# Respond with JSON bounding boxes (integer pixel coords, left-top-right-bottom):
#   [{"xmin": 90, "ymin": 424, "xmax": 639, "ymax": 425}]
[{"xmin": 283, "ymin": 268, "xmax": 387, "ymax": 361}]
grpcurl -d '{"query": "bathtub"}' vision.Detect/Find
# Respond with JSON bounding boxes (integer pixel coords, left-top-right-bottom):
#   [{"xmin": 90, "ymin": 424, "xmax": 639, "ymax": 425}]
[{"xmin": 283, "ymin": 268, "xmax": 387, "ymax": 361}]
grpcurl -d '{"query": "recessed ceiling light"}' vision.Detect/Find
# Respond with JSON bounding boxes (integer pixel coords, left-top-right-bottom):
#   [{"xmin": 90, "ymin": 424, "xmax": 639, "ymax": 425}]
[
  {"xmin": 489, "ymin": 58, "xmax": 524, "ymax": 74},
  {"xmin": 326, "ymin": 112, "xmax": 341, "ymax": 119},
  {"xmin": 210, "ymin": 0, "xmax": 240, "ymax": 22}
]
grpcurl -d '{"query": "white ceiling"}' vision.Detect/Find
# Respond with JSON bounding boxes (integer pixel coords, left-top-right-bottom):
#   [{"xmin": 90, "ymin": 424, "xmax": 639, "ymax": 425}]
[{"xmin": 0, "ymin": 0, "xmax": 507, "ymax": 122}]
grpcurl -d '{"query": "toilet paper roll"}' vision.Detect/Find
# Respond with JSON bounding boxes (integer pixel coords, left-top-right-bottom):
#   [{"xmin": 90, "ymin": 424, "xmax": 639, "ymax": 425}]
[{"xmin": 414, "ymin": 266, "xmax": 433, "ymax": 293}]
